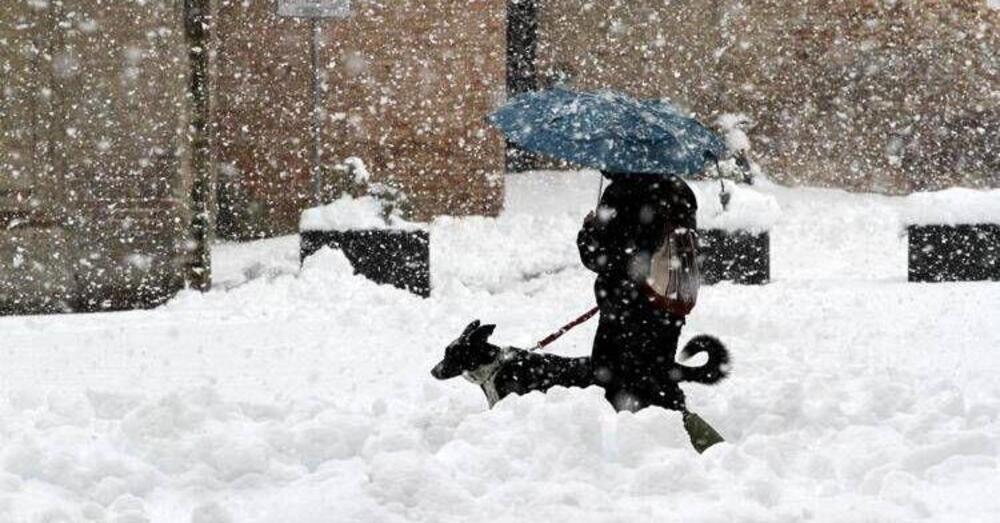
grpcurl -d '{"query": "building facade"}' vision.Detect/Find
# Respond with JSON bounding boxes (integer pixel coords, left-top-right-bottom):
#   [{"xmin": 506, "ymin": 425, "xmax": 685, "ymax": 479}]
[
  {"xmin": 214, "ymin": 0, "xmax": 507, "ymax": 238},
  {"xmin": 1, "ymin": 0, "xmax": 195, "ymax": 313},
  {"xmin": 2, "ymin": 0, "xmax": 997, "ymax": 314},
  {"xmin": 531, "ymin": 0, "xmax": 998, "ymax": 192}
]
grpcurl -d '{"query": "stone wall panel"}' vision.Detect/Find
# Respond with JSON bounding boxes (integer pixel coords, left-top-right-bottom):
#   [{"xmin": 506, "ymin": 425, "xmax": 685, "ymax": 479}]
[{"xmin": 0, "ymin": 0, "xmax": 193, "ymax": 315}]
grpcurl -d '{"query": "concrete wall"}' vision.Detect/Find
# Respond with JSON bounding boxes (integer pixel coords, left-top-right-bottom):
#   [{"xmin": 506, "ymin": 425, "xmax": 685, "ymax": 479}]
[
  {"xmin": 535, "ymin": 0, "xmax": 999, "ymax": 192},
  {"xmin": 0, "ymin": 0, "xmax": 193, "ymax": 314},
  {"xmin": 215, "ymin": 0, "xmax": 507, "ymax": 238}
]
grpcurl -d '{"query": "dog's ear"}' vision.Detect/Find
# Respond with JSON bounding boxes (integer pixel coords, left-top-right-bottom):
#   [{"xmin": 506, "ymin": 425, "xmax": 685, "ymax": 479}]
[
  {"xmin": 471, "ymin": 324, "xmax": 496, "ymax": 343},
  {"xmin": 461, "ymin": 320, "xmax": 481, "ymax": 339}
]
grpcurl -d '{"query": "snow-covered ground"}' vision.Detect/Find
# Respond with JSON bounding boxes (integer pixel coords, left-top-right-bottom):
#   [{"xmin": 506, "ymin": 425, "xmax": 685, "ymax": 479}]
[{"xmin": 1, "ymin": 171, "xmax": 998, "ymax": 522}]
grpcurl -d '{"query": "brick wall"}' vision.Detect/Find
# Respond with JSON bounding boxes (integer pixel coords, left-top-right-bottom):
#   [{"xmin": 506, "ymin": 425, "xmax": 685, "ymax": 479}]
[
  {"xmin": 214, "ymin": 0, "xmax": 507, "ymax": 238},
  {"xmin": 0, "ymin": 0, "xmax": 193, "ymax": 314},
  {"xmin": 535, "ymin": 0, "xmax": 999, "ymax": 192},
  {"xmin": 6, "ymin": 0, "xmax": 992, "ymax": 314},
  {"xmin": 214, "ymin": 2, "xmax": 314, "ymax": 239}
]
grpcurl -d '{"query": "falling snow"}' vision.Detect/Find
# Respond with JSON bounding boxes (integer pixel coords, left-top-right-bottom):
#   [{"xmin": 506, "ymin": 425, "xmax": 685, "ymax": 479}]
[{"xmin": 1, "ymin": 1, "xmax": 998, "ymax": 521}]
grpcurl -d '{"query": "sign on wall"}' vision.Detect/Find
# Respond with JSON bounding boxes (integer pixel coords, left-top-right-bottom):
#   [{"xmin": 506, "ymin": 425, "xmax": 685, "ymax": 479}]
[{"xmin": 277, "ymin": 0, "xmax": 350, "ymax": 18}]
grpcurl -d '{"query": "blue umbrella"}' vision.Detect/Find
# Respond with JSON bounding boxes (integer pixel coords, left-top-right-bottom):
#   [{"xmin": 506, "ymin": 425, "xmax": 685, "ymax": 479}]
[{"xmin": 489, "ymin": 88, "xmax": 727, "ymax": 176}]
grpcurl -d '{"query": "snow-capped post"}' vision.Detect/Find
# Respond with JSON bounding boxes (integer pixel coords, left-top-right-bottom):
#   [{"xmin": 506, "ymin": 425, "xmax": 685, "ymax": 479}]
[
  {"xmin": 299, "ymin": 158, "xmax": 430, "ymax": 297},
  {"xmin": 276, "ymin": 0, "xmax": 352, "ymax": 205},
  {"xmin": 692, "ymin": 179, "xmax": 778, "ymax": 285},
  {"xmin": 902, "ymin": 190, "xmax": 1000, "ymax": 282},
  {"xmin": 184, "ymin": 0, "xmax": 214, "ymax": 291}
]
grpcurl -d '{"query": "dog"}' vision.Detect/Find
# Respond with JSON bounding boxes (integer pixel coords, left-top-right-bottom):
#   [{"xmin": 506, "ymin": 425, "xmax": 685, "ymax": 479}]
[{"xmin": 431, "ymin": 320, "xmax": 729, "ymax": 409}]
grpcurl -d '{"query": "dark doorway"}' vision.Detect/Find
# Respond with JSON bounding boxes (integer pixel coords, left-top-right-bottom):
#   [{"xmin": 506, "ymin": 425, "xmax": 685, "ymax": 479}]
[{"xmin": 506, "ymin": 0, "xmax": 540, "ymax": 172}]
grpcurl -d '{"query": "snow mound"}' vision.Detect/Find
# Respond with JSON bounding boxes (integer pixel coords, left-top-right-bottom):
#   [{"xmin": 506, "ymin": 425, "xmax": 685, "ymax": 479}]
[
  {"xmin": 900, "ymin": 188, "xmax": 1000, "ymax": 226},
  {"xmin": 3, "ymin": 373, "xmax": 999, "ymax": 522},
  {"xmin": 431, "ymin": 171, "xmax": 599, "ymax": 295},
  {"xmin": 691, "ymin": 180, "xmax": 782, "ymax": 232},
  {"xmin": 300, "ymin": 195, "xmax": 425, "ymax": 231},
  {"xmin": 167, "ymin": 246, "xmax": 422, "ymax": 317},
  {"xmin": 3, "ymin": 170, "xmax": 1000, "ymax": 521},
  {"xmin": 0, "ymin": 384, "xmax": 695, "ymax": 522},
  {"xmin": 432, "ymin": 213, "xmax": 585, "ymax": 294}
]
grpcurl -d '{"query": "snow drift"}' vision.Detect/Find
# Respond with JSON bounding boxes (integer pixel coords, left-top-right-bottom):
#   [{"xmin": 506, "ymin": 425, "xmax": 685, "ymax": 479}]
[{"xmin": 1, "ymin": 171, "xmax": 998, "ymax": 522}]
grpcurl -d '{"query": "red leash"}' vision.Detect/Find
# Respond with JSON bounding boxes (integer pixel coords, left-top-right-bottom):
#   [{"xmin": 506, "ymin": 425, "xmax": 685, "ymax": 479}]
[{"xmin": 530, "ymin": 306, "xmax": 600, "ymax": 351}]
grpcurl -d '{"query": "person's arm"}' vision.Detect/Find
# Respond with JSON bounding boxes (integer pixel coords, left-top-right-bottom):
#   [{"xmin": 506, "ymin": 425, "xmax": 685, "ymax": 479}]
[
  {"xmin": 577, "ymin": 183, "xmax": 637, "ymax": 274},
  {"xmin": 576, "ymin": 211, "xmax": 606, "ymax": 272}
]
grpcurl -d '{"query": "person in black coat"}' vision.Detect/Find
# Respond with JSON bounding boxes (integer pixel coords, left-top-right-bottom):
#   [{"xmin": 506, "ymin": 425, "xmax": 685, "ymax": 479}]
[{"xmin": 577, "ymin": 171, "xmax": 699, "ymax": 412}]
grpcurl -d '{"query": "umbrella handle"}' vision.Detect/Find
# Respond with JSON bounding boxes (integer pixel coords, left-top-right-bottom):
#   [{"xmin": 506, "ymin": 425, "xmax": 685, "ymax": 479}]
[{"xmin": 712, "ymin": 155, "xmax": 724, "ymax": 179}]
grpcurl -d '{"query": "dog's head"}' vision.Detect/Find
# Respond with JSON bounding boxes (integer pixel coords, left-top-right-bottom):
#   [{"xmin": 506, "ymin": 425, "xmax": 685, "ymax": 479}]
[{"xmin": 430, "ymin": 320, "xmax": 497, "ymax": 380}]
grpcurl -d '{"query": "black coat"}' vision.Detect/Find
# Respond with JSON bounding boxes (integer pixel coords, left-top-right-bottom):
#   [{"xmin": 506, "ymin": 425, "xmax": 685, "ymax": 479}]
[{"xmin": 577, "ymin": 173, "xmax": 698, "ymax": 411}]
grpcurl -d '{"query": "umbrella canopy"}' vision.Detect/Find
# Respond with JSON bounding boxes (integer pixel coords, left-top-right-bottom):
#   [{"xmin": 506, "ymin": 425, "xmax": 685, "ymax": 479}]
[{"xmin": 489, "ymin": 88, "xmax": 727, "ymax": 176}]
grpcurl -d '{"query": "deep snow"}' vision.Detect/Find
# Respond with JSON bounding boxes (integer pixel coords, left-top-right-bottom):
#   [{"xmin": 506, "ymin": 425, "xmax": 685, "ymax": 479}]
[{"xmin": 1, "ymin": 171, "xmax": 999, "ymax": 522}]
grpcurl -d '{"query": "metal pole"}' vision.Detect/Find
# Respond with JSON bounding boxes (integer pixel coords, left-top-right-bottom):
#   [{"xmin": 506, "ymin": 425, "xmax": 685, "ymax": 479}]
[
  {"xmin": 310, "ymin": 17, "xmax": 323, "ymax": 205},
  {"xmin": 185, "ymin": 0, "xmax": 213, "ymax": 291}
]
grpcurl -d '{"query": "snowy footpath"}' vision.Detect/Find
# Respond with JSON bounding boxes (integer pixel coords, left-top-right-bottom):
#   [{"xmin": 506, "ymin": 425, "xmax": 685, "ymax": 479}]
[{"xmin": 2, "ymin": 171, "xmax": 999, "ymax": 522}]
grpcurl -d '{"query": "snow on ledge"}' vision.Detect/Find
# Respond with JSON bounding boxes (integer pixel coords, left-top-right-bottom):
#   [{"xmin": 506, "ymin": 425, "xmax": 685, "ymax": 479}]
[
  {"xmin": 900, "ymin": 188, "xmax": 1000, "ymax": 226},
  {"xmin": 690, "ymin": 180, "xmax": 782, "ymax": 232},
  {"xmin": 299, "ymin": 195, "xmax": 426, "ymax": 232}
]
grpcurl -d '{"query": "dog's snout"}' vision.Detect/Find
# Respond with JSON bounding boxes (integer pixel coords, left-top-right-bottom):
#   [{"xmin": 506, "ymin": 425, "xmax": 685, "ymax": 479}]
[{"xmin": 431, "ymin": 361, "xmax": 445, "ymax": 379}]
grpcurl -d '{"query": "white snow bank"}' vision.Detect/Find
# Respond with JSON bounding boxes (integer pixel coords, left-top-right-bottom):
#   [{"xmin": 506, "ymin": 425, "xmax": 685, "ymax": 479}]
[
  {"xmin": 430, "ymin": 172, "xmax": 783, "ymax": 297},
  {"xmin": 167, "ymin": 246, "xmax": 423, "ymax": 318},
  {"xmin": 300, "ymin": 195, "xmax": 425, "ymax": 231},
  {"xmin": 211, "ymin": 235, "xmax": 301, "ymax": 290},
  {"xmin": 0, "ymin": 385, "xmax": 690, "ymax": 522},
  {"xmin": 3, "ymin": 170, "xmax": 1000, "ymax": 521},
  {"xmin": 3, "ymin": 367, "xmax": 999, "ymax": 522},
  {"xmin": 900, "ymin": 188, "xmax": 1000, "ymax": 226},
  {"xmin": 432, "ymin": 213, "xmax": 586, "ymax": 295},
  {"xmin": 691, "ymin": 180, "xmax": 782, "ymax": 232},
  {"xmin": 430, "ymin": 170, "xmax": 599, "ymax": 295}
]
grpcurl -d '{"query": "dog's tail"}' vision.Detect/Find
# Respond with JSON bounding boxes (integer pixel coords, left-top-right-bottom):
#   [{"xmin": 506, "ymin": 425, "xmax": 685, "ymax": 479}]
[{"xmin": 677, "ymin": 335, "xmax": 730, "ymax": 384}]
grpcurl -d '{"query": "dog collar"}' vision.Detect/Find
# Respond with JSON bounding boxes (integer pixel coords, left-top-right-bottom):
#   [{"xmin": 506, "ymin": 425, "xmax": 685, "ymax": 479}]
[
  {"xmin": 462, "ymin": 361, "xmax": 501, "ymax": 386},
  {"xmin": 462, "ymin": 347, "xmax": 513, "ymax": 385},
  {"xmin": 462, "ymin": 347, "xmax": 514, "ymax": 407}
]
